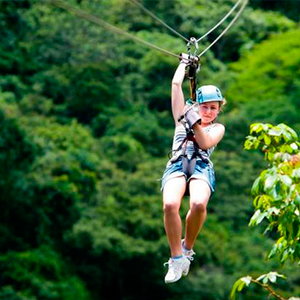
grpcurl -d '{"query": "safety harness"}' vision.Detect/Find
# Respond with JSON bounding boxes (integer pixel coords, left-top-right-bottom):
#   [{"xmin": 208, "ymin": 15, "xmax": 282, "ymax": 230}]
[
  {"xmin": 169, "ymin": 43, "xmax": 209, "ymax": 178},
  {"xmin": 169, "ymin": 119, "xmax": 210, "ymax": 179}
]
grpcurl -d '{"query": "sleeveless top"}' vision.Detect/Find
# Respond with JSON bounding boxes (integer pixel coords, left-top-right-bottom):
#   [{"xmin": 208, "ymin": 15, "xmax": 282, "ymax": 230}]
[{"xmin": 167, "ymin": 123, "xmax": 216, "ymax": 168}]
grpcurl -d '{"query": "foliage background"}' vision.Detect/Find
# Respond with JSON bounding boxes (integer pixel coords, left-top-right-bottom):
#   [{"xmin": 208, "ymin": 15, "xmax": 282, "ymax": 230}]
[{"xmin": 0, "ymin": 0, "xmax": 299, "ymax": 299}]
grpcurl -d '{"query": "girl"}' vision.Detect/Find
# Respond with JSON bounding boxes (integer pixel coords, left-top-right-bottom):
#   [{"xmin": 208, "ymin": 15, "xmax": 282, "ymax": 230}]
[{"xmin": 162, "ymin": 54, "xmax": 226, "ymax": 284}]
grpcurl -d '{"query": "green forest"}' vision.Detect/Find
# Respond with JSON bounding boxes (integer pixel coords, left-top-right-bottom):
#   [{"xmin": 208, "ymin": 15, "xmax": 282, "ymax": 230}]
[{"xmin": 0, "ymin": 0, "xmax": 300, "ymax": 299}]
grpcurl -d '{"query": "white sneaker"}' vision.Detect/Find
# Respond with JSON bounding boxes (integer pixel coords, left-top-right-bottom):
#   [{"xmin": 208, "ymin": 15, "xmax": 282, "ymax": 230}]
[
  {"xmin": 181, "ymin": 239, "xmax": 196, "ymax": 261},
  {"xmin": 164, "ymin": 256, "xmax": 190, "ymax": 284}
]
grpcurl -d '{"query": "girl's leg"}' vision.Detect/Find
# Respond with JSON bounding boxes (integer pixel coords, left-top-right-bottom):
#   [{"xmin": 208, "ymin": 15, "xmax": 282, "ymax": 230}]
[
  {"xmin": 163, "ymin": 176, "xmax": 186, "ymax": 257},
  {"xmin": 184, "ymin": 179, "xmax": 211, "ymax": 250}
]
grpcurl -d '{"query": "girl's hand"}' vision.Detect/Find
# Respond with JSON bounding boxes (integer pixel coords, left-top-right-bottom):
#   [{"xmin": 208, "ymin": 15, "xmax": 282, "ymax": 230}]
[
  {"xmin": 179, "ymin": 53, "xmax": 190, "ymax": 65},
  {"xmin": 183, "ymin": 104, "xmax": 201, "ymax": 128}
]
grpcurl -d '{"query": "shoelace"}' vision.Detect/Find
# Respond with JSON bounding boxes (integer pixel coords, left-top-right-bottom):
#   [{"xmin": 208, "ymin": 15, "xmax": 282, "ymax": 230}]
[
  {"xmin": 164, "ymin": 258, "xmax": 184, "ymax": 268},
  {"xmin": 183, "ymin": 249, "xmax": 196, "ymax": 261},
  {"xmin": 181, "ymin": 240, "xmax": 196, "ymax": 261},
  {"xmin": 164, "ymin": 259, "xmax": 173, "ymax": 267}
]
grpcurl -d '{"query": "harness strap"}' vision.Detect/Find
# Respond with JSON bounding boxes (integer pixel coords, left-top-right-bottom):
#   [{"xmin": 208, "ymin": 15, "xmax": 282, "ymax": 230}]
[{"xmin": 169, "ymin": 124, "xmax": 209, "ymax": 165}]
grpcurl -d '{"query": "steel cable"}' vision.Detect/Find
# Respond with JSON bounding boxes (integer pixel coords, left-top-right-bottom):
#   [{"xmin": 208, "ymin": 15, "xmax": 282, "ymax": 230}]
[
  {"xmin": 196, "ymin": 0, "xmax": 244, "ymax": 43},
  {"xmin": 127, "ymin": 0, "xmax": 189, "ymax": 43},
  {"xmin": 198, "ymin": 0, "xmax": 248, "ymax": 58},
  {"xmin": 49, "ymin": 0, "xmax": 248, "ymax": 61},
  {"xmin": 126, "ymin": 0, "xmax": 246, "ymax": 54},
  {"xmin": 50, "ymin": 0, "xmax": 187, "ymax": 61}
]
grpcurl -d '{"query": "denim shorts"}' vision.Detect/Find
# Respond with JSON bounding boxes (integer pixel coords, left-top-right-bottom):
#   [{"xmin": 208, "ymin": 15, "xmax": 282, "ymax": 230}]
[{"xmin": 161, "ymin": 157, "xmax": 216, "ymax": 193}]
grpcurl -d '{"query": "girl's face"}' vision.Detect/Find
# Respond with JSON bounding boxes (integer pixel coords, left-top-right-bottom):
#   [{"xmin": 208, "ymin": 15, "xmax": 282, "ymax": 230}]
[{"xmin": 198, "ymin": 101, "xmax": 220, "ymax": 124}]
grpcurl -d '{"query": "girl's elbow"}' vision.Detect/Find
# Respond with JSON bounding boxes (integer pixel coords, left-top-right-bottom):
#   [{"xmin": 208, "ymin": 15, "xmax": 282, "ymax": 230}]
[
  {"xmin": 196, "ymin": 140, "xmax": 210, "ymax": 150},
  {"xmin": 200, "ymin": 144, "xmax": 210, "ymax": 150},
  {"xmin": 172, "ymin": 81, "xmax": 182, "ymax": 88},
  {"xmin": 196, "ymin": 139, "xmax": 216, "ymax": 150}
]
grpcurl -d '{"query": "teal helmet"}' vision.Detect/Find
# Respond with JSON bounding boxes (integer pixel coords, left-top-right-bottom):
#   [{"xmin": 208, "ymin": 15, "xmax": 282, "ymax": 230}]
[{"xmin": 196, "ymin": 85, "xmax": 224, "ymax": 104}]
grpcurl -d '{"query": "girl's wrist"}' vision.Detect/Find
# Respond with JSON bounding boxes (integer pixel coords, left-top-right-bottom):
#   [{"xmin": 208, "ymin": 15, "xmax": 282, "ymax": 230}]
[{"xmin": 180, "ymin": 61, "xmax": 188, "ymax": 66}]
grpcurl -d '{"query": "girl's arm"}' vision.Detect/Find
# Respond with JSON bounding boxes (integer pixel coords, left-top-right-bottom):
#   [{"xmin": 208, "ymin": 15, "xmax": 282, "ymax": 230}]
[
  {"xmin": 171, "ymin": 59, "xmax": 188, "ymax": 125},
  {"xmin": 192, "ymin": 123, "xmax": 225, "ymax": 150}
]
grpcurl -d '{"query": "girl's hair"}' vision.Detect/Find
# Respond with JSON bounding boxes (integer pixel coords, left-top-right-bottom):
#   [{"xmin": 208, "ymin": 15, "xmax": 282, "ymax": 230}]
[{"xmin": 219, "ymin": 98, "xmax": 227, "ymax": 111}]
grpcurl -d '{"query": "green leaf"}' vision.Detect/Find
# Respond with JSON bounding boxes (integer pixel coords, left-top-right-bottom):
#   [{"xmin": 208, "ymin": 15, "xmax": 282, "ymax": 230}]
[
  {"xmin": 268, "ymin": 245, "xmax": 278, "ymax": 259},
  {"xmin": 267, "ymin": 207, "xmax": 280, "ymax": 215},
  {"xmin": 241, "ymin": 276, "xmax": 252, "ymax": 286},
  {"xmin": 263, "ymin": 124, "xmax": 272, "ymax": 131},
  {"xmin": 269, "ymin": 128, "xmax": 281, "ymax": 136},
  {"xmin": 230, "ymin": 277, "xmax": 251, "ymax": 300},
  {"xmin": 251, "ymin": 123, "xmax": 263, "ymax": 134},
  {"xmin": 280, "ymin": 249, "xmax": 290, "ymax": 263},
  {"xmin": 251, "ymin": 177, "xmax": 261, "ymax": 195},
  {"xmin": 267, "ymin": 151, "xmax": 275, "ymax": 161},
  {"xmin": 257, "ymin": 273, "xmax": 267, "ymax": 282},
  {"xmin": 264, "ymin": 135, "xmax": 272, "ymax": 146},
  {"xmin": 268, "ymin": 272, "xmax": 277, "ymax": 283},
  {"xmin": 253, "ymin": 195, "xmax": 260, "ymax": 207},
  {"xmin": 295, "ymin": 194, "xmax": 300, "ymax": 205},
  {"xmin": 292, "ymin": 168, "xmax": 300, "ymax": 179},
  {"xmin": 245, "ymin": 136, "xmax": 259, "ymax": 150},
  {"xmin": 257, "ymin": 272, "xmax": 286, "ymax": 284},
  {"xmin": 280, "ymin": 175, "xmax": 292, "ymax": 186},
  {"xmin": 269, "ymin": 272, "xmax": 286, "ymax": 281},
  {"xmin": 257, "ymin": 211, "xmax": 268, "ymax": 224},
  {"xmin": 264, "ymin": 174, "xmax": 277, "ymax": 190},
  {"xmin": 286, "ymin": 126, "xmax": 298, "ymax": 140},
  {"xmin": 244, "ymin": 138, "xmax": 252, "ymax": 150},
  {"xmin": 290, "ymin": 143, "xmax": 298, "ymax": 151},
  {"xmin": 249, "ymin": 210, "xmax": 267, "ymax": 226},
  {"xmin": 283, "ymin": 131, "xmax": 292, "ymax": 142},
  {"xmin": 230, "ymin": 280, "xmax": 242, "ymax": 300}
]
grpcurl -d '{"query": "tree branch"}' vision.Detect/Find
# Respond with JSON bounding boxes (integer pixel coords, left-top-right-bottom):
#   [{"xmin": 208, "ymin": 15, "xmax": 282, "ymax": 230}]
[{"xmin": 251, "ymin": 279, "xmax": 286, "ymax": 300}]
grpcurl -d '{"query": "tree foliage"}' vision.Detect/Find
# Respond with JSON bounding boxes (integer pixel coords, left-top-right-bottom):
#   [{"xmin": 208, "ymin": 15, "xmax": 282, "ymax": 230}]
[
  {"xmin": 226, "ymin": 29, "xmax": 300, "ymax": 132},
  {"xmin": 1, "ymin": 0, "xmax": 300, "ymax": 299},
  {"xmin": 245, "ymin": 123, "xmax": 300, "ymax": 264},
  {"xmin": 231, "ymin": 123, "xmax": 300, "ymax": 300},
  {"xmin": 0, "ymin": 246, "xmax": 90, "ymax": 300}
]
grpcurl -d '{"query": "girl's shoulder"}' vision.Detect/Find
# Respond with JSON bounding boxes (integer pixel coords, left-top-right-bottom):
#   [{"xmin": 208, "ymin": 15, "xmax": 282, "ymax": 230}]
[
  {"xmin": 206, "ymin": 123, "xmax": 225, "ymax": 137},
  {"xmin": 205, "ymin": 122, "xmax": 224, "ymax": 131},
  {"xmin": 213, "ymin": 122, "xmax": 225, "ymax": 129}
]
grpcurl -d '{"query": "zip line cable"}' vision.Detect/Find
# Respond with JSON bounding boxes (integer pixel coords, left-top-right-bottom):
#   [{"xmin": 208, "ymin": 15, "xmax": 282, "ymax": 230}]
[
  {"xmin": 198, "ymin": 0, "xmax": 248, "ymax": 58},
  {"xmin": 127, "ymin": 0, "xmax": 190, "ymax": 43},
  {"xmin": 196, "ymin": 0, "xmax": 244, "ymax": 43},
  {"xmin": 50, "ymin": 0, "xmax": 186, "ymax": 61},
  {"xmin": 50, "ymin": 0, "xmax": 248, "ymax": 61},
  {"xmin": 127, "ymin": 0, "xmax": 244, "ymax": 49}
]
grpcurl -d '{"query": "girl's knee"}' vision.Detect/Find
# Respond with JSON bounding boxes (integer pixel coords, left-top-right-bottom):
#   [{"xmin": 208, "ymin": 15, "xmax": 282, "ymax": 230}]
[
  {"xmin": 163, "ymin": 201, "xmax": 180, "ymax": 215},
  {"xmin": 190, "ymin": 201, "xmax": 207, "ymax": 214}
]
